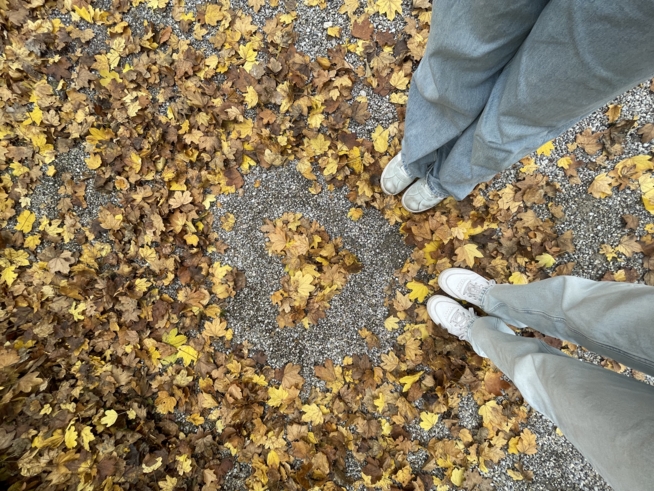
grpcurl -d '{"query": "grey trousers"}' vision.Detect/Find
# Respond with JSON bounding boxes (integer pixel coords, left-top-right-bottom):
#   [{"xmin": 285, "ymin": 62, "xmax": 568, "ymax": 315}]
[
  {"xmin": 403, "ymin": 0, "xmax": 654, "ymax": 199},
  {"xmin": 469, "ymin": 277, "xmax": 654, "ymax": 491}
]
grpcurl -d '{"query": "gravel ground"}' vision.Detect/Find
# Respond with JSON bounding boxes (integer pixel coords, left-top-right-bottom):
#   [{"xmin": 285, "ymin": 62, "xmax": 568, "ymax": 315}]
[{"xmin": 27, "ymin": 1, "xmax": 654, "ymax": 489}]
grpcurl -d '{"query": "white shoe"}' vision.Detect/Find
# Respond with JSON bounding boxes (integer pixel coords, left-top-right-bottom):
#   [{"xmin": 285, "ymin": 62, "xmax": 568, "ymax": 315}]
[
  {"xmin": 438, "ymin": 268, "xmax": 527, "ymax": 328},
  {"xmin": 438, "ymin": 268, "xmax": 495, "ymax": 307},
  {"xmin": 401, "ymin": 179, "xmax": 446, "ymax": 213},
  {"xmin": 426, "ymin": 296, "xmax": 477, "ymax": 342},
  {"xmin": 381, "ymin": 152, "xmax": 415, "ymax": 195}
]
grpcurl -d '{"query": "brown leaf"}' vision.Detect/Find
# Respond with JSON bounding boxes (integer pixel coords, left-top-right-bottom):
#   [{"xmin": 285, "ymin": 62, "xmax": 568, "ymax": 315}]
[
  {"xmin": 352, "ymin": 16, "xmax": 374, "ymax": 40},
  {"xmin": 638, "ymin": 123, "xmax": 654, "ymax": 143}
]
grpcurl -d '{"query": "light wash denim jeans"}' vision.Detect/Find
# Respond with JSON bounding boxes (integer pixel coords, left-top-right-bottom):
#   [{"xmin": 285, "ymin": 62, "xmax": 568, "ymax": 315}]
[
  {"xmin": 468, "ymin": 276, "xmax": 654, "ymax": 491},
  {"xmin": 402, "ymin": 0, "xmax": 654, "ymax": 199}
]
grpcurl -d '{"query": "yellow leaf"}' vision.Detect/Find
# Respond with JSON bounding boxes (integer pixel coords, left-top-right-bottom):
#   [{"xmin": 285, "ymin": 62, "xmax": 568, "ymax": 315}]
[
  {"xmin": 389, "ymin": 71, "xmax": 409, "ymax": 90},
  {"xmin": 86, "ymin": 153, "xmax": 102, "ymax": 169},
  {"xmin": 80, "ymin": 426, "xmax": 95, "ymax": 451},
  {"xmin": 516, "ymin": 428, "xmax": 538, "ymax": 455},
  {"xmin": 267, "ymin": 449, "xmax": 280, "ymax": 468},
  {"xmin": 389, "ymin": 93, "xmax": 408, "ymax": 104},
  {"xmin": 639, "ymin": 174, "xmax": 654, "ymax": 214},
  {"xmin": 65, "ymin": 423, "xmax": 78, "ymax": 449},
  {"xmin": 155, "ymin": 391, "xmax": 177, "ymax": 414},
  {"xmin": 163, "ymin": 328, "xmax": 187, "ymax": 348},
  {"xmin": 292, "ymin": 271, "xmax": 315, "ymax": 298},
  {"xmin": 375, "ymin": 0, "xmax": 402, "ymax": 20},
  {"xmin": 536, "ymin": 140, "xmax": 554, "ymax": 156},
  {"xmin": 177, "ymin": 345, "xmax": 198, "ymax": 366},
  {"xmin": 371, "ymin": 125, "xmax": 389, "ymax": 153},
  {"xmin": 220, "ymin": 213, "xmax": 236, "ymax": 231},
  {"xmin": 348, "ymin": 207, "xmax": 363, "ymax": 221},
  {"xmin": 507, "ymin": 469, "xmax": 524, "ymax": 481},
  {"xmin": 143, "ymin": 457, "xmax": 163, "ymax": 474},
  {"xmin": 101, "ymin": 409, "xmax": 118, "ymax": 427},
  {"xmin": 450, "ymin": 467, "xmax": 465, "ymax": 487},
  {"xmin": 15, "ymin": 210, "xmax": 36, "ymax": 233},
  {"xmin": 535, "ymin": 253, "xmax": 555, "ymax": 268},
  {"xmin": 73, "ymin": 5, "xmax": 94, "ymax": 23},
  {"xmin": 519, "ymin": 157, "xmax": 538, "ymax": 174},
  {"xmin": 158, "ymin": 476, "xmax": 178, "ymax": 491},
  {"xmin": 301, "ymin": 403, "xmax": 324, "ymax": 425},
  {"xmin": 508, "ymin": 272, "xmax": 528, "ymax": 285},
  {"xmin": 615, "ymin": 154, "xmax": 652, "ymax": 174},
  {"xmin": 1, "ymin": 266, "xmax": 18, "ymax": 286},
  {"xmin": 326, "ymin": 26, "xmax": 341, "ymax": 37},
  {"xmin": 374, "ymin": 393, "xmax": 385, "ymax": 413},
  {"xmin": 69, "ymin": 301, "xmax": 86, "ymax": 321},
  {"xmin": 419, "ymin": 412, "xmax": 438, "ymax": 431},
  {"xmin": 384, "ymin": 316, "xmax": 400, "ymax": 331},
  {"xmin": 557, "ymin": 156, "xmax": 573, "ymax": 169},
  {"xmin": 606, "ymin": 104, "xmax": 622, "ymax": 123},
  {"xmin": 588, "ymin": 173, "xmax": 614, "ymax": 199},
  {"xmin": 267, "ymin": 386, "xmax": 289, "ymax": 407},
  {"xmin": 24, "ymin": 235, "xmax": 41, "ymax": 250},
  {"xmin": 406, "ymin": 281, "xmax": 429, "ymax": 302},
  {"xmin": 508, "ymin": 435, "xmax": 520, "ymax": 454},
  {"xmin": 244, "ymin": 86, "xmax": 258, "ymax": 109},
  {"xmin": 399, "ymin": 371, "xmax": 423, "ymax": 392},
  {"xmin": 204, "ymin": 4, "xmax": 223, "ymax": 25},
  {"xmin": 455, "ymin": 243, "xmax": 483, "ymax": 268}
]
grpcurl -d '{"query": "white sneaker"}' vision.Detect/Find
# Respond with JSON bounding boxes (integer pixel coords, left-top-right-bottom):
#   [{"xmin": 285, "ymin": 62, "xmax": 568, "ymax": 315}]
[
  {"xmin": 381, "ymin": 152, "xmax": 415, "ymax": 195},
  {"xmin": 401, "ymin": 179, "xmax": 446, "ymax": 213},
  {"xmin": 438, "ymin": 268, "xmax": 527, "ymax": 328},
  {"xmin": 438, "ymin": 268, "xmax": 495, "ymax": 307},
  {"xmin": 426, "ymin": 296, "xmax": 477, "ymax": 342}
]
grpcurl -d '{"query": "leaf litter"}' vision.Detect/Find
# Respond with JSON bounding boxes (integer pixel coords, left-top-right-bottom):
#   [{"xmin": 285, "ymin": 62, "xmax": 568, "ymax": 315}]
[{"xmin": 1, "ymin": 0, "xmax": 653, "ymax": 490}]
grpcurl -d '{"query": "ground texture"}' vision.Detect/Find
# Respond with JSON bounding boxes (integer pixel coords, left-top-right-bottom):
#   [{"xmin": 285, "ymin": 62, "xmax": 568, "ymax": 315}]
[{"xmin": 1, "ymin": 0, "xmax": 654, "ymax": 490}]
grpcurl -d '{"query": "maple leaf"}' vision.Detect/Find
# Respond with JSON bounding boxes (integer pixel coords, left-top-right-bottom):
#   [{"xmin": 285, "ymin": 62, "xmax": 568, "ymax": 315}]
[
  {"xmin": 535, "ymin": 253, "xmax": 555, "ymax": 268},
  {"xmin": 267, "ymin": 386, "xmax": 289, "ymax": 407},
  {"xmin": 508, "ymin": 272, "xmax": 528, "ymax": 285},
  {"xmin": 1, "ymin": 266, "xmax": 18, "ymax": 286},
  {"xmin": 155, "ymin": 391, "xmax": 177, "ymax": 414},
  {"xmin": 163, "ymin": 328, "xmax": 187, "ymax": 348},
  {"xmin": 371, "ymin": 125, "xmax": 390, "ymax": 153},
  {"xmin": 375, "ymin": 0, "xmax": 402, "ymax": 20},
  {"xmin": 536, "ymin": 140, "xmax": 554, "ymax": 156},
  {"xmin": 419, "ymin": 412, "xmax": 438, "ymax": 431},
  {"xmin": 384, "ymin": 316, "xmax": 400, "ymax": 331},
  {"xmin": 606, "ymin": 104, "xmax": 622, "ymax": 123},
  {"xmin": 282, "ymin": 363, "xmax": 304, "ymax": 388},
  {"xmin": 406, "ymin": 280, "xmax": 429, "ymax": 302},
  {"xmin": 450, "ymin": 468, "xmax": 465, "ymax": 487},
  {"xmin": 15, "ymin": 210, "xmax": 36, "ymax": 233},
  {"xmin": 399, "ymin": 371, "xmax": 423, "ymax": 392},
  {"xmin": 80, "ymin": 426, "xmax": 95, "ymax": 451},
  {"xmin": 454, "ymin": 243, "xmax": 483, "ymax": 268},
  {"xmin": 588, "ymin": 173, "xmax": 615, "ymax": 198},
  {"xmin": 301, "ymin": 404, "xmax": 324, "ymax": 425},
  {"xmin": 348, "ymin": 207, "xmax": 363, "ymax": 221},
  {"xmin": 100, "ymin": 409, "xmax": 118, "ymax": 427},
  {"xmin": 169, "ymin": 191, "xmax": 193, "ymax": 209},
  {"xmin": 615, "ymin": 235, "xmax": 642, "ymax": 257},
  {"xmin": 65, "ymin": 423, "xmax": 78, "ymax": 449}
]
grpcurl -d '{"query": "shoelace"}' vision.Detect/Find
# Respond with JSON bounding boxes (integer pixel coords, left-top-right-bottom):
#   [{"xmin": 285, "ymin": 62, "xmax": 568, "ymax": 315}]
[
  {"xmin": 449, "ymin": 307, "xmax": 476, "ymax": 340},
  {"xmin": 463, "ymin": 279, "xmax": 495, "ymax": 303}
]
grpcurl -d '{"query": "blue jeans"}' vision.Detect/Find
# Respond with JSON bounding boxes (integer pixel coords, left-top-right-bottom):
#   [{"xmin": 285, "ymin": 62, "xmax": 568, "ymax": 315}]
[
  {"xmin": 402, "ymin": 0, "xmax": 654, "ymax": 199},
  {"xmin": 470, "ymin": 277, "xmax": 654, "ymax": 491}
]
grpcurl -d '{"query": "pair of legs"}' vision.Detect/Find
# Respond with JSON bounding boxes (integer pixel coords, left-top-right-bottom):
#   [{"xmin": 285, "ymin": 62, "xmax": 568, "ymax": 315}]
[
  {"xmin": 396, "ymin": 0, "xmax": 654, "ymax": 206},
  {"xmin": 430, "ymin": 271, "xmax": 654, "ymax": 491}
]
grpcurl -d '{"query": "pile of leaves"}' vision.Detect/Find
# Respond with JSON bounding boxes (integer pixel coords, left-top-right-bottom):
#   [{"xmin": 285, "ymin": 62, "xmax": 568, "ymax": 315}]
[
  {"xmin": 1, "ymin": 0, "xmax": 654, "ymax": 489},
  {"xmin": 262, "ymin": 212, "xmax": 362, "ymax": 328}
]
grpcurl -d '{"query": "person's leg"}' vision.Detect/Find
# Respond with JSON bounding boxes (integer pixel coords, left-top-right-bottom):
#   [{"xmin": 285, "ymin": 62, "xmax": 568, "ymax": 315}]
[
  {"xmin": 470, "ymin": 317, "xmax": 654, "ymax": 491},
  {"xmin": 482, "ymin": 276, "xmax": 654, "ymax": 377},
  {"xmin": 435, "ymin": 0, "xmax": 654, "ymax": 200},
  {"xmin": 402, "ymin": 0, "xmax": 549, "ymax": 182}
]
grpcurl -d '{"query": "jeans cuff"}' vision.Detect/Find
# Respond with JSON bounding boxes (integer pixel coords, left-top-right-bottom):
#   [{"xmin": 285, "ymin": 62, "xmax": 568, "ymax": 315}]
[{"xmin": 426, "ymin": 174, "xmax": 449, "ymax": 197}]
